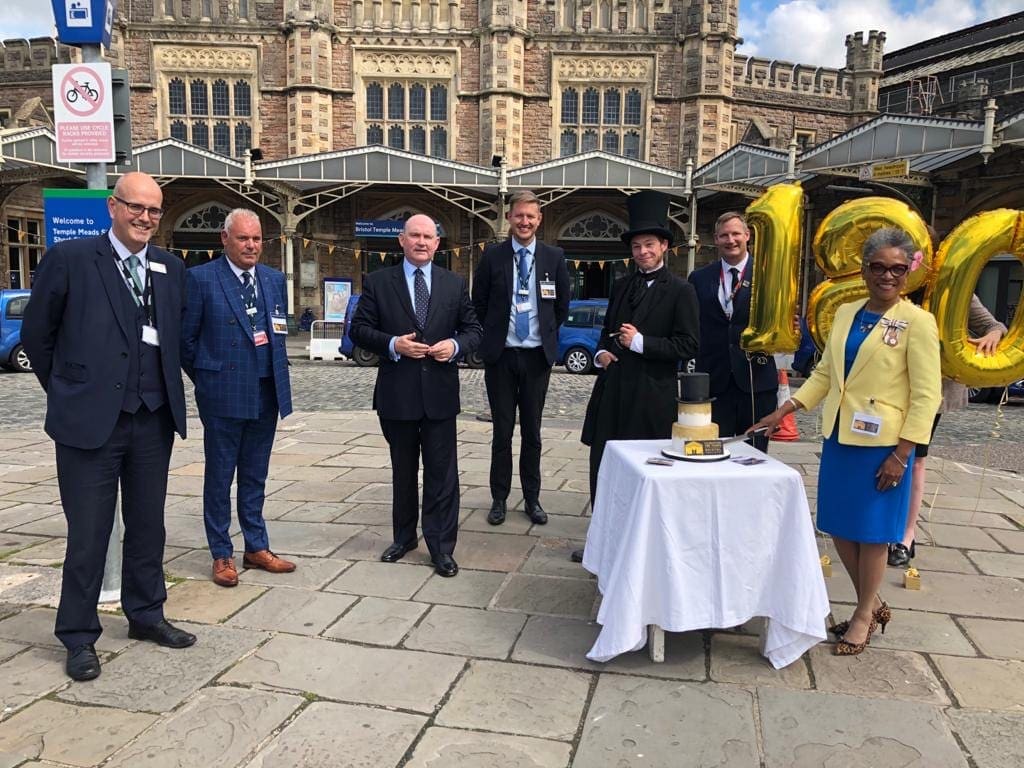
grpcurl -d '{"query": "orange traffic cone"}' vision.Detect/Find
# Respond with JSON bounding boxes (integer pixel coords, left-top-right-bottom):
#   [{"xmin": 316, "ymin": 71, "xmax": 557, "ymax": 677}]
[{"xmin": 772, "ymin": 368, "xmax": 800, "ymax": 442}]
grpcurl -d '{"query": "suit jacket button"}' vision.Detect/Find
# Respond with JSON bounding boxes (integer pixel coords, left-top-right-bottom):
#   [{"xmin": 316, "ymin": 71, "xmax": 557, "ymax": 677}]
[
  {"xmin": 231, "ymin": 341, "xmax": 238, "ymax": 347},
  {"xmin": 115, "ymin": 383, "xmax": 122, "ymax": 389},
  {"xmin": 121, "ymin": 352, "xmax": 128, "ymax": 358},
  {"xmin": 229, "ymin": 319, "xmax": 236, "ymax": 325}
]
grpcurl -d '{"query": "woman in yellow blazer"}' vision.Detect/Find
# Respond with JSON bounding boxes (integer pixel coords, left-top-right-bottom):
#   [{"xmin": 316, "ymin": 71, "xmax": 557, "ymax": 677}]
[{"xmin": 751, "ymin": 227, "xmax": 941, "ymax": 655}]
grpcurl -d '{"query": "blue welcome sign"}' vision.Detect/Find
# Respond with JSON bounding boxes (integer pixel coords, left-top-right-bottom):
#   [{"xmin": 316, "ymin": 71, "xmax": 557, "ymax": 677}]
[{"xmin": 43, "ymin": 188, "xmax": 111, "ymax": 245}]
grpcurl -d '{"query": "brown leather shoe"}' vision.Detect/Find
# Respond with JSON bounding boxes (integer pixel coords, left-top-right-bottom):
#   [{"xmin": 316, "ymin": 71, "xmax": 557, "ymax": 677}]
[
  {"xmin": 243, "ymin": 550, "xmax": 296, "ymax": 574},
  {"xmin": 212, "ymin": 557, "xmax": 238, "ymax": 587}
]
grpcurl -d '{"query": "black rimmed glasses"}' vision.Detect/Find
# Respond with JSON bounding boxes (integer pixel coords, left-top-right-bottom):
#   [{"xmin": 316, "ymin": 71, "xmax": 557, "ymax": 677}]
[
  {"xmin": 865, "ymin": 262, "xmax": 909, "ymax": 278},
  {"xmin": 112, "ymin": 195, "xmax": 165, "ymax": 219}
]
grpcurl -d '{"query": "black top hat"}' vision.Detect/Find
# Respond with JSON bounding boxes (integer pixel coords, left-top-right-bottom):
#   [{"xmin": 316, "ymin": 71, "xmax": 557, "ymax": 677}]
[{"xmin": 621, "ymin": 190, "xmax": 673, "ymax": 245}]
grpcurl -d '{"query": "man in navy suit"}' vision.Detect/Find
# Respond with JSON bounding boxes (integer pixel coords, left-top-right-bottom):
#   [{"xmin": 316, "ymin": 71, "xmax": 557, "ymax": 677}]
[
  {"xmin": 21, "ymin": 171, "xmax": 196, "ymax": 682},
  {"xmin": 688, "ymin": 211, "xmax": 777, "ymax": 451},
  {"xmin": 472, "ymin": 190, "xmax": 570, "ymax": 527},
  {"xmin": 181, "ymin": 208, "xmax": 296, "ymax": 588},
  {"xmin": 349, "ymin": 214, "xmax": 481, "ymax": 577}
]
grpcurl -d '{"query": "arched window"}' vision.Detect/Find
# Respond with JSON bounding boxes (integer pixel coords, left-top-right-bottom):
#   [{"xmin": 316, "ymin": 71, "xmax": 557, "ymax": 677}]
[
  {"xmin": 212, "ymin": 80, "xmax": 229, "ymax": 116},
  {"xmin": 234, "ymin": 81, "xmax": 251, "ymax": 116},
  {"xmin": 430, "ymin": 126, "xmax": 447, "ymax": 158},
  {"xmin": 235, "ymin": 122, "xmax": 252, "ymax": 155},
  {"xmin": 582, "ymin": 88, "xmax": 599, "ymax": 124},
  {"xmin": 581, "ymin": 129, "xmax": 599, "ymax": 152},
  {"xmin": 201, "ymin": 0, "xmax": 212, "ymax": 17},
  {"xmin": 212, "ymin": 122, "xmax": 230, "ymax": 154},
  {"xmin": 602, "ymin": 130, "xmax": 619, "ymax": 153},
  {"xmin": 623, "ymin": 130, "xmax": 641, "ymax": 158},
  {"xmin": 599, "ymin": 0, "xmax": 611, "ymax": 29},
  {"xmin": 170, "ymin": 120, "xmax": 187, "ymax": 141},
  {"xmin": 238, "ymin": 0, "xmax": 249, "ymax": 19},
  {"xmin": 168, "ymin": 79, "xmax": 186, "ymax": 114},
  {"xmin": 603, "ymin": 88, "xmax": 620, "ymax": 123},
  {"xmin": 387, "ymin": 125, "xmax": 405, "ymax": 149},
  {"xmin": 190, "ymin": 80, "xmax": 208, "ymax": 115},
  {"xmin": 564, "ymin": 0, "xmax": 575, "ymax": 28},
  {"xmin": 164, "ymin": 0, "xmax": 174, "ymax": 16},
  {"xmin": 387, "ymin": 83, "xmax": 405, "ymax": 120},
  {"xmin": 366, "ymin": 83, "xmax": 384, "ymax": 120},
  {"xmin": 560, "ymin": 129, "xmax": 577, "ymax": 157},
  {"xmin": 636, "ymin": 1, "xmax": 647, "ymax": 29},
  {"xmin": 367, "ymin": 124, "xmax": 384, "ymax": 144},
  {"xmin": 409, "ymin": 84, "xmax": 426, "ymax": 120},
  {"xmin": 430, "ymin": 85, "xmax": 447, "ymax": 121},
  {"xmin": 561, "ymin": 88, "xmax": 579, "ymax": 124},
  {"xmin": 192, "ymin": 121, "xmax": 209, "ymax": 148},
  {"xmin": 410, "ymin": 125, "xmax": 426, "ymax": 154},
  {"xmin": 624, "ymin": 89, "xmax": 642, "ymax": 125}
]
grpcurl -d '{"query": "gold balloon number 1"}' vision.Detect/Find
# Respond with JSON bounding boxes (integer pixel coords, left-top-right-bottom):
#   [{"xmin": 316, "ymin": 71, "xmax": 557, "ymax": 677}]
[{"xmin": 740, "ymin": 183, "xmax": 1024, "ymax": 387}]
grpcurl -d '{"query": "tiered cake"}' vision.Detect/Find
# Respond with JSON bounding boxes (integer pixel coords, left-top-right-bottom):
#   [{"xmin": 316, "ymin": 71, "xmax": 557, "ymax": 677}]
[{"xmin": 670, "ymin": 372, "xmax": 724, "ymax": 457}]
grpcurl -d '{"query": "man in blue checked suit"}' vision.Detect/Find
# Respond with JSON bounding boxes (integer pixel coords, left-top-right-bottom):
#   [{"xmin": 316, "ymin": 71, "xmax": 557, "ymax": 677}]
[{"xmin": 181, "ymin": 208, "xmax": 296, "ymax": 588}]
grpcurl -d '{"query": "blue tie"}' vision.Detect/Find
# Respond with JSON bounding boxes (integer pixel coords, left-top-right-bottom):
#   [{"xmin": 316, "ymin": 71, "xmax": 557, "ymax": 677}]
[
  {"xmin": 414, "ymin": 268, "xmax": 429, "ymax": 329},
  {"xmin": 515, "ymin": 247, "xmax": 530, "ymax": 341}
]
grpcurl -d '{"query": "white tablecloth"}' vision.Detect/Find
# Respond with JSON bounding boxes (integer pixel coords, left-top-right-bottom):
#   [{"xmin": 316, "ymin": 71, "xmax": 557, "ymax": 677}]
[{"xmin": 583, "ymin": 440, "xmax": 829, "ymax": 669}]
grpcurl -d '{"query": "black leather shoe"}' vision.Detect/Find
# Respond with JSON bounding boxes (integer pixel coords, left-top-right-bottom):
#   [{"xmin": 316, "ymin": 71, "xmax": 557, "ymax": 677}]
[
  {"xmin": 887, "ymin": 542, "xmax": 913, "ymax": 567},
  {"xmin": 127, "ymin": 619, "xmax": 197, "ymax": 649},
  {"xmin": 570, "ymin": 548, "xmax": 584, "ymax": 563},
  {"xmin": 524, "ymin": 501, "xmax": 548, "ymax": 525},
  {"xmin": 487, "ymin": 499, "xmax": 507, "ymax": 526},
  {"xmin": 66, "ymin": 644, "xmax": 101, "ymax": 681},
  {"xmin": 433, "ymin": 554, "xmax": 459, "ymax": 577},
  {"xmin": 381, "ymin": 541, "xmax": 418, "ymax": 563}
]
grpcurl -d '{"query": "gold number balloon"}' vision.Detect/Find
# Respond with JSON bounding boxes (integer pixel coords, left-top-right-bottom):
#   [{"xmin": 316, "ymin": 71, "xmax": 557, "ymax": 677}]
[
  {"xmin": 806, "ymin": 197, "xmax": 932, "ymax": 349},
  {"xmin": 740, "ymin": 183, "xmax": 803, "ymax": 354},
  {"xmin": 925, "ymin": 209, "xmax": 1024, "ymax": 386}
]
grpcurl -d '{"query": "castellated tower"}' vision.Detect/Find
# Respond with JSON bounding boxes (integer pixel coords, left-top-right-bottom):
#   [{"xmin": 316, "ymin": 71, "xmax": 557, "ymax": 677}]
[
  {"xmin": 845, "ymin": 30, "xmax": 885, "ymax": 116},
  {"xmin": 680, "ymin": 0, "xmax": 740, "ymax": 164},
  {"xmin": 283, "ymin": 0, "xmax": 336, "ymax": 155},
  {"xmin": 478, "ymin": 0, "xmax": 528, "ymax": 168}
]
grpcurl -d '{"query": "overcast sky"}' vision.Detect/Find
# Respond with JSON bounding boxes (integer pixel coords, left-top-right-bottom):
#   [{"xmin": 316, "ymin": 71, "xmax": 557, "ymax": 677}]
[{"xmin": 1, "ymin": 0, "xmax": 1018, "ymax": 68}]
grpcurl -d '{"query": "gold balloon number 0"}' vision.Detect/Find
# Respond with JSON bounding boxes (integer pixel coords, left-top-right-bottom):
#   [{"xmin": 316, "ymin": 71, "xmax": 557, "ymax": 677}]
[{"xmin": 741, "ymin": 183, "xmax": 1024, "ymax": 387}]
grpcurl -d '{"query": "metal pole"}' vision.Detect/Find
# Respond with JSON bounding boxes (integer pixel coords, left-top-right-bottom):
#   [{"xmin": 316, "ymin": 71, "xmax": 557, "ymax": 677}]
[{"xmin": 80, "ymin": 42, "xmax": 122, "ymax": 603}]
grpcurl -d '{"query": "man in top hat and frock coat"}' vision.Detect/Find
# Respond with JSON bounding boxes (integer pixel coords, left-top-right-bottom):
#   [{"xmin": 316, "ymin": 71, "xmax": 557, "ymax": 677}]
[{"xmin": 572, "ymin": 191, "xmax": 700, "ymax": 560}]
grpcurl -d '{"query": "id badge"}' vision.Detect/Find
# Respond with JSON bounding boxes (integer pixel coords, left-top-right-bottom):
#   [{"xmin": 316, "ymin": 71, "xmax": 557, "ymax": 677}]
[
  {"xmin": 539, "ymin": 280, "xmax": 556, "ymax": 300},
  {"xmin": 253, "ymin": 330, "xmax": 269, "ymax": 346},
  {"xmin": 141, "ymin": 325, "xmax": 160, "ymax": 347},
  {"xmin": 850, "ymin": 411, "xmax": 882, "ymax": 436},
  {"xmin": 516, "ymin": 301, "xmax": 532, "ymax": 313},
  {"xmin": 271, "ymin": 313, "xmax": 288, "ymax": 335}
]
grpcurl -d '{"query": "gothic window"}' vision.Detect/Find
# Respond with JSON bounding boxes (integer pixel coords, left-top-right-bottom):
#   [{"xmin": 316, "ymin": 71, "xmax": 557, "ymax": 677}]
[
  {"xmin": 170, "ymin": 120, "xmax": 187, "ymax": 141},
  {"xmin": 235, "ymin": 122, "xmax": 252, "ymax": 154},
  {"xmin": 165, "ymin": 0, "xmax": 174, "ymax": 16},
  {"xmin": 558, "ymin": 84, "xmax": 645, "ymax": 159},
  {"xmin": 564, "ymin": 0, "xmax": 575, "ymax": 28},
  {"xmin": 388, "ymin": 84, "xmax": 405, "ymax": 120},
  {"xmin": 238, "ymin": 0, "xmax": 249, "ymax": 19},
  {"xmin": 387, "ymin": 125, "xmax": 405, "ymax": 149},
  {"xmin": 410, "ymin": 84, "xmax": 426, "ymax": 120},
  {"xmin": 213, "ymin": 121, "xmax": 230, "ymax": 154},
  {"xmin": 582, "ymin": 89, "xmax": 599, "ymax": 124},
  {"xmin": 178, "ymin": 203, "xmax": 230, "ymax": 232},
  {"xmin": 201, "ymin": 0, "xmax": 212, "ymax": 17},
  {"xmin": 636, "ymin": 1, "xmax": 647, "ymax": 29},
  {"xmin": 561, "ymin": 88, "xmax": 578, "ymax": 124},
  {"xmin": 168, "ymin": 79, "xmax": 186, "ymax": 115},
  {"xmin": 367, "ymin": 83, "xmax": 384, "ymax": 120},
  {"xmin": 192, "ymin": 121, "xmax": 209, "ymax": 148},
  {"xmin": 560, "ymin": 212, "xmax": 627, "ymax": 240},
  {"xmin": 190, "ymin": 80, "xmax": 208, "ymax": 115},
  {"xmin": 212, "ymin": 80, "xmax": 230, "ymax": 116},
  {"xmin": 599, "ymin": 0, "xmax": 611, "ymax": 29},
  {"xmin": 624, "ymin": 89, "xmax": 642, "ymax": 125},
  {"xmin": 362, "ymin": 80, "xmax": 450, "ymax": 158},
  {"xmin": 234, "ymin": 81, "xmax": 251, "ymax": 116}
]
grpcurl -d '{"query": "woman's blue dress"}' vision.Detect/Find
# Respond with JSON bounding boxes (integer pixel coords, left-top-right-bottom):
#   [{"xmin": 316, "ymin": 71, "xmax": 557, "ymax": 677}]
[{"xmin": 816, "ymin": 308, "xmax": 915, "ymax": 544}]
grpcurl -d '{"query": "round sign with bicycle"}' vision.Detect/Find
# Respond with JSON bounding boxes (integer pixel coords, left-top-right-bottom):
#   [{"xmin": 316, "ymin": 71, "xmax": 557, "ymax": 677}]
[{"xmin": 59, "ymin": 66, "xmax": 106, "ymax": 117}]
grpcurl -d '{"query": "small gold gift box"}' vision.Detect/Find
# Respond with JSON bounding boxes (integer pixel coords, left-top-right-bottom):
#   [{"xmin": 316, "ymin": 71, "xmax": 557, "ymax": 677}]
[
  {"xmin": 904, "ymin": 567, "xmax": 921, "ymax": 590},
  {"xmin": 820, "ymin": 555, "xmax": 832, "ymax": 578}
]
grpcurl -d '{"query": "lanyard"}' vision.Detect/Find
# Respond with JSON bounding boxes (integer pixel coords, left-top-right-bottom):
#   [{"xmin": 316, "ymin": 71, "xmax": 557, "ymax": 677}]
[
  {"xmin": 114, "ymin": 251, "xmax": 155, "ymax": 326},
  {"xmin": 719, "ymin": 263, "xmax": 746, "ymax": 313},
  {"xmin": 516, "ymin": 252, "xmax": 534, "ymax": 294}
]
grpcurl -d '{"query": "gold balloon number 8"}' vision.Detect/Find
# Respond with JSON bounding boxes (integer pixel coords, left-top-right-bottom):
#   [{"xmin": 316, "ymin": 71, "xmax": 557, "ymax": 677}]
[{"xmin": 741, "ymin": 183, "xmax": 1024, "ymax": 387}]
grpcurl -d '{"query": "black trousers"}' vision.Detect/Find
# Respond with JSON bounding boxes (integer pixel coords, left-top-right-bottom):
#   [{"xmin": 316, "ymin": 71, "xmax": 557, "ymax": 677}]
[
  {"xmin": 484, "ymin": 346, "xmax": 552, "ymax": 503},
  {"xmin": 379, "ymin": 416, "xmax": 459, "ymax": 558},
  {"xmin": 712, "ymin": 378, "xmax": 777, "ymax": 453},
  {"xmin": 54, "ymin": 407, "xmax": 174, "ymax": 650}
]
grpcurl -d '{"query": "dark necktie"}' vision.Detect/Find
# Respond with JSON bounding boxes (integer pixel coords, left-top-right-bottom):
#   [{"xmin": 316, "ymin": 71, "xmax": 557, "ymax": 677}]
[
  {"xmin": 414, "ymin": 268, "xmax": 429, "ymax": 328},
  {"xmin": 729, "ymin": 267, "xmax": 740, "ymax": 296},
  {"xmin": 126, "ymin": 254, "xmax": 144, "ymax": 307},
  {"xmin": 241, "ymin": 271, "xmax": 257, "ymax": 328},
  {"xmin": 515, "ymin": 248, "xmax": 530, "ymax": 341}
]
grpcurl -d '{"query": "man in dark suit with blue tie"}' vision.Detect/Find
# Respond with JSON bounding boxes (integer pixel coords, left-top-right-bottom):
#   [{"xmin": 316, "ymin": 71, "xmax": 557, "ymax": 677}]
[
  {"xmin": 688, "ymin": 211, "xmax": 777, "ymax": 451},
  {"xmin": 181, "ymin": 208, "xmax": 296, "ymax": 588},
  {"xmin": 21, "ymin": 171, "xmax": 196, "ymax": 682},
  {"xmin": 473, "ymin": 190, "xmax": 570, "ymax": 527},
  {"xmin": 349, "ymin": 214, "xmax": 482, "ymax": 577}
]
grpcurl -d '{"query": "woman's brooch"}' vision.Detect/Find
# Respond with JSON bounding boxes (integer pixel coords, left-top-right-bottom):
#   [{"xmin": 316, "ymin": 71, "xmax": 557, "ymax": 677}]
[{"xmin": 880, "ymin": 317, "xmax": 909, "ymax": 347}]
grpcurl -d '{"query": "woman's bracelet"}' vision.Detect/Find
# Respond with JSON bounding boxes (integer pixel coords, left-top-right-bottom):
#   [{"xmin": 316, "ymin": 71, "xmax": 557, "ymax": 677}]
[
  {"xmin": 787, "ymin": 398, "xmax": 800, "ymax": 412},
  {"xmin": 890, "ymin": 451, "xmax": 908, "ymax": 469}
]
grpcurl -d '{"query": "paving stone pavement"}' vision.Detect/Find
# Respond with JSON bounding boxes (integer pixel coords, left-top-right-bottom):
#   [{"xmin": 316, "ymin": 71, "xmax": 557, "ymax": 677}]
[{"xmin": 0, "ymin": 403, "xmax": 1022, "ymax": 767}]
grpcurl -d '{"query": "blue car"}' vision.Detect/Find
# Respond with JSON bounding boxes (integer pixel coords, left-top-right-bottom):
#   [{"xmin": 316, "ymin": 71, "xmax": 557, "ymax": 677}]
[
  {"xmin": 558, "ymin": 299, "xmax": 608, "ymax": 374},
  {"xmin": 970, "ymin": 378, "xmax": 1024, "ymax": 404},
  {"xmin": 339, "ymin": 294, "xmax": 379, "ymax": 366},
  {"xmin": 0, "ymin": 289, "xmax": 32, "ymax": 373}
]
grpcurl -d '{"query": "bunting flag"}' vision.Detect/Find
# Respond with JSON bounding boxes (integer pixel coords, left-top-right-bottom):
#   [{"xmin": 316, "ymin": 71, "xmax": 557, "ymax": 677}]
[
  {"xmin": 622, "ymin": 259, "xmax": 629, "ymax": 266},
  {"xmin": 573, "ymin": 260, "xmax": 580, "ymax": 269},
  {"xmin": 378, "ymin": 252, "xmax": 386, "ymax": 262},
  {"xmin": 182, "ymin": 249, "xmax": 189, "ymax": 258},
  {"xmin": 328, "ymin": 244, "xmax": 335, "ymax": 255},
  {"xmin": 279, "ymin": 235, "xmax": 287, "ymax": 244},
  {"xmin": 207, "ymin": 249, "xmax": 214, "ymax": 258},
  {"xmin": 598, "ymin": 261, "xmax": 605, "ymax": 270},
  {"xmin": 355, "ymin": 249, "xmax": 361, "ymax": 259},
  {"xmin": 302, "ymin": 238, "xmax": 310, "ymax": 249}
]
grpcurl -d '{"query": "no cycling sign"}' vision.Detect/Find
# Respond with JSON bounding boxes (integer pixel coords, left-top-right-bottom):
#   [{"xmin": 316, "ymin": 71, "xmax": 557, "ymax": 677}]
[{"xmin": 52, "ymin": 62, "xmax": 114, "ymax": 162}]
